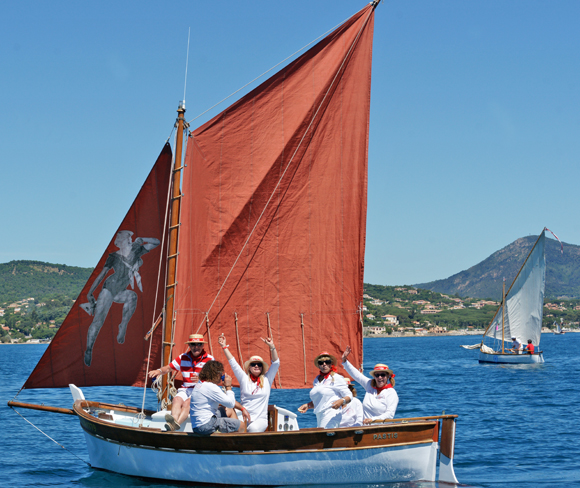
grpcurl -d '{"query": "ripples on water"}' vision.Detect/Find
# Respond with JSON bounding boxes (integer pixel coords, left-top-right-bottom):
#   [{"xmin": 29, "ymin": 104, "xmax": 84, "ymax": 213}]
[{"xmin": 2, "ymin": 334, "xmax": 579, "ymax": 487}]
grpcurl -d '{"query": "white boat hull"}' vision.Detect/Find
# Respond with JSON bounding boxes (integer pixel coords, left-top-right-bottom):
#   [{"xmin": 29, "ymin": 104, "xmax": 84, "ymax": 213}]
[
  {"xmin": 83, "ymin": 430, "xmax": 439, "ymax": 485},
  {"xmin": 478, "ymin": 351, "xmax": 544, "ymax": 364}
]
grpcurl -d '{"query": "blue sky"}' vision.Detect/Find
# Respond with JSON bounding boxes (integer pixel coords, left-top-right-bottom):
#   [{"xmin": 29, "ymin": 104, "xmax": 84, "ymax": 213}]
[{"xmin": 2, "ymin": 1, "xmax": 579, "ymax": 286}]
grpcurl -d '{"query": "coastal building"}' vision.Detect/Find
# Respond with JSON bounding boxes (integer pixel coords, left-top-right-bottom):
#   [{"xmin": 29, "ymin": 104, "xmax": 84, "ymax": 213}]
[
  {"xmin": 381, "ymin": 314, "xmax": 398, "ymax": 325},
  {"xmin": 364, "ymin": 326, "xmax": 385, "ymax": 335}
]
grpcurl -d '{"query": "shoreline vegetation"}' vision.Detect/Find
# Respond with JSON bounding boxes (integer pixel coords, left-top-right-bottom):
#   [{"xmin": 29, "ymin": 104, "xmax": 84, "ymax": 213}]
[
  {"xmin": 3, "ymin": 269, "xmax": 580, "ymax": 343},
  {"xmin": 5, "ymin": 330, "xmax": 579, "ymax": 346}
]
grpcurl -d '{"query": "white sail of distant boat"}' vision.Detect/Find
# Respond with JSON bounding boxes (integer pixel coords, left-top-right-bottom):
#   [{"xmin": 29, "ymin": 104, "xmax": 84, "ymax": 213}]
[
  {"xmin": 462, "ymin": 229, "xmax": 547, "ymax": 364},
  {"xmin": 554, "ymin": 318, "xmax": 565, "ymax": 335}
]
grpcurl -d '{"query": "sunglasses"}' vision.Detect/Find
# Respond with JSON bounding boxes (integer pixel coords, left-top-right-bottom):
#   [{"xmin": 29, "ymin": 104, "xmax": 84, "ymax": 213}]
[
  {"xmin": 250, "ymin": 362, "xmax": 263, "ymax": 368},
  {"xmin": 318, "ymin": 360, "xmax": 332, "ymax": 366},
  {"xmin": 220, "ymin": 374, "xmax": 225, "ymax": 381},
  {"xmin": 374, "ymin": 373, "xmax": 388, "ymax": 378}
]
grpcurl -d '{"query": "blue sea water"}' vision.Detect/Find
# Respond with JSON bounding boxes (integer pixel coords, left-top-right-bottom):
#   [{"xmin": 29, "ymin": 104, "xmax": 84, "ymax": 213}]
[{"xmin": 2, "ymin": 334, "xmax": 580, "ymax": 488}]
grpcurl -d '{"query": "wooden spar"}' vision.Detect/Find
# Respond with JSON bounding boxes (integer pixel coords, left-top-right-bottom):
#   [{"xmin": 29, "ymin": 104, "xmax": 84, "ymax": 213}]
[
  {"xmin": 161, "ymin": 102, "xmax": 186, "ymax": 402},
  {"xmin": 501, "ymin": 279, "xmax": 505, "ymax": 353},
  {"xmin": 8, "ymin": 400, "xmax": 75, "ymax": 416},
  {"xmin": 481, "ymin": 229, "xmax": 545, "ymax": 344}
]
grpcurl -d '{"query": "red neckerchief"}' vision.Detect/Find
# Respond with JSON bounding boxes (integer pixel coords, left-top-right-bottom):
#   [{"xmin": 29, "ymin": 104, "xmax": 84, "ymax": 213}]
[
  {"xmin": 250, "ymin": 374, "xmax": 261, "ymax": 384},
  {"xmin": 374, "ymin": 373, "xmax": 395, "ymax": 394},
  {"xmin": 318, "ymin": 366, "xmax": 337, "ymax": 382},
  {"xmin": 374, "ymin": 383, "xmax": 393, "ymax": 394}
]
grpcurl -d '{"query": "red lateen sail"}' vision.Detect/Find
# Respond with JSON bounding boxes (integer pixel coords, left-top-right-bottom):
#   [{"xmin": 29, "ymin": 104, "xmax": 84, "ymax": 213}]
[
  {"xmin": 173, "ymin": 5, "xmax": 374, "ymax": 388},
  {"xmin": 24, "ymin": 144, "xmax": 173, "ymax": 389}
]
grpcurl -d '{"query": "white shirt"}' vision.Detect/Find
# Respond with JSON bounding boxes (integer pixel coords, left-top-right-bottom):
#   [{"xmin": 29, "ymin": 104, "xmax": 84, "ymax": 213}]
[
  {"xmin": 340, "ymin": 397, "xmax": 364, "ymax": 427},
  {"xmin": 512, "ymin": 339, "xmax": 522, "ymax": 350},
  {"xmin": 189, "ymin": 381, "xmax": 236, "ymax": 428},
  {"xmin": 310, "ymin": 373, "xmax": 351, "ymax": 415},
  {"xmin": 229, "ymin": 357, "xmax": 280, "ymax": 423},
  {"xmin": 343, "ymin": 360, "xmax": 398, "ymax": 420}
]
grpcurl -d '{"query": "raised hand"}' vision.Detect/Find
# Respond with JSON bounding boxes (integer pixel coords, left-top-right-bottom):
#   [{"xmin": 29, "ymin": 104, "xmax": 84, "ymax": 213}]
[
  {"xmin": 341, "ymin": 345, "xmax": 352, "ymax": 363},
  {"xmin": 261, "ymin": 337, "xmax": 275, "ymax": 350},
  {"xmin": 218, "ymin": 333, "xmax": 227, "ymax": 348}
]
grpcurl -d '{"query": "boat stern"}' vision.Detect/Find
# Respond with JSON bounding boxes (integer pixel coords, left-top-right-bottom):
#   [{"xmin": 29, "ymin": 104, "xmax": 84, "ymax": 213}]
[{"xmin": 438, "ymin": 417, "xmax": 459, "ymax": 484}]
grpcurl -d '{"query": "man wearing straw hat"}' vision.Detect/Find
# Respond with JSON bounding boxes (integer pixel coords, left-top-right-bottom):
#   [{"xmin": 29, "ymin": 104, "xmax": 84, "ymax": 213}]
[{"xmin": 148, "ymin": 333, "xmax": 214, "ymax": 431}]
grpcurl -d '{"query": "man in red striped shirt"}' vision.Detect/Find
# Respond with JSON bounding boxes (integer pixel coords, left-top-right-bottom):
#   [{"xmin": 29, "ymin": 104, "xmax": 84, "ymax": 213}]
[{"xmin": 148, "ymin": 334, "xmax": 214, "ymax": 431}]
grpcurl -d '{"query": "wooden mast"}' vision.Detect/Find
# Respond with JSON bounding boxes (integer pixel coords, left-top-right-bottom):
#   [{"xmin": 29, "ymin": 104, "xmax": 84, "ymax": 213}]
[
  {"xmin": 501, "ymin": 279, "xmax": 505, "ymax": 354},
  {"xmin": 161, "ymin": 101, "xmax": 186, "ymax": 401}
]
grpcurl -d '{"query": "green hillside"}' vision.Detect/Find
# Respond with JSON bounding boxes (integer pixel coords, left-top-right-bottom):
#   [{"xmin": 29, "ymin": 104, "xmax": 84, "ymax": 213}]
[
  {"xmin": 416, "ymin": 236, "xmax": 580, "ymax": 300},
  {"xmin": 0, "ymin": 260, "xmax": 93, "ymax": 303}
]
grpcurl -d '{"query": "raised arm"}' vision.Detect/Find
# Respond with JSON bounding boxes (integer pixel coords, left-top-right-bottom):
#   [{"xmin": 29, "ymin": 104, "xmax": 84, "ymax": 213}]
[
  {"xmin": 341, "ymin": 346, "xmax": 371, "ymax": 390},
  {"xmin": 218, "ymin": 334, "xmax": 234, "ymax": 361},
  {"xmin": 262, "ymin": 337, "xmax": 279, "ymax": 362}
]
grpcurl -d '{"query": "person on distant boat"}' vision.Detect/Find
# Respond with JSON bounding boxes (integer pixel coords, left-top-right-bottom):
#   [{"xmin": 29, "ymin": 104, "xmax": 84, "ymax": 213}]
[
  {"xmin": 341, "ymin": 345, "xmax": 398, "ymax": 424},
  {"xmin": 508, "ymin": 337, "xmax": 523, "ymax": 354},
  {"xmin": 298, "ymin": 352, "xmax": 351, "ymax": 429},
  {"xmin": 190, "ymin": 360, "xmax": 250, "ymax": 435},
  {"xmin": 82, "ymin": 230, "xmax": 160, "ymax": 367},
  {"xmin": 217, "ymin": 333, "xmax": 279, "ymax": 433},
  {"xmin": 339, "ymin": 378, "xmax": 364, "ymax": 428},
  {"xmin": 148, "ymin": 334, "xmax": 214, "ymax": 431},
  {"xmin": 525, "ymin": 339, "xmax": 535, "ymax": 354}
]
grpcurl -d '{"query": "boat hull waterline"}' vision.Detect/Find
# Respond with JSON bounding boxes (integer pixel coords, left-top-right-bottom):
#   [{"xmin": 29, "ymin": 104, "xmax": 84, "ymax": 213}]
[
  {"xmin": 478, "ymin": 351, "xmax": 544, "ymax": 364},
  {"xmin": 75, "ymin": 401, "xmax": 458, "ymax": 485}
]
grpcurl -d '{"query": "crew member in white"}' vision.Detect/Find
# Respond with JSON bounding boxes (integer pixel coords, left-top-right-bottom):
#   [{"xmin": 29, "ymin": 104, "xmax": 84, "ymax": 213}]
[
  {"xmin": 190, "ymin": 360, "xmax": 250, "ymax": 435},
  {"xmin": 341, "ymin": 345, "xmax": 398, "ymax": 423},
  {"xmin": 298, "ymin": 351, "xmax": 351, "ymax": 429},
  {"xmin": 218, "ymin": 334, "xmax": 280, "ymax": 433},
  {"xmin": 339, "ymin": 378, "xmax": 364, "ymax": 427}
]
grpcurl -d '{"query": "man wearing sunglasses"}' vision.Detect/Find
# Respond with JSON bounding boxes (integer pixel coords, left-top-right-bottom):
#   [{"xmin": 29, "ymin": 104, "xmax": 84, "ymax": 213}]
[{"xmin": 148, "ymin": 333, "xmax": 214, "ymax": 431}]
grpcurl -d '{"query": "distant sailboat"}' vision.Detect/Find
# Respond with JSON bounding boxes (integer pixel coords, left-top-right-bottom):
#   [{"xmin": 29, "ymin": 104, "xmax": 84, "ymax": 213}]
[
  {"xmin": 463, "ymin": 229, "xmax": 547, "ymax": 364},
  {"xmin": 8, "ymin": 2, "xmax": 459, "ymax": 485},
  {"xmin": 554, "ymin": 319, "xmax": 566, "ymax": 335}
]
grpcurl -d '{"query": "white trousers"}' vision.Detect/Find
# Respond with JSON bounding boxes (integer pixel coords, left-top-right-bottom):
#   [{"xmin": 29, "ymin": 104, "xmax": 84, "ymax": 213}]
[
  {"xmin": 247, "ymin": 417, "xmax": 269, "ymax": 433},
  {"xmin": 316, "ymin": 409, "xmax": 342, "ymax": 429}
]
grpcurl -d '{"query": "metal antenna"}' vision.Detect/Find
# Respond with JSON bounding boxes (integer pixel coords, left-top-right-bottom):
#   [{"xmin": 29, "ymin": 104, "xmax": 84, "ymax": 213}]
[{"xmin": 182, "ymin": 28, "xmax": 191, "ymax": 108}]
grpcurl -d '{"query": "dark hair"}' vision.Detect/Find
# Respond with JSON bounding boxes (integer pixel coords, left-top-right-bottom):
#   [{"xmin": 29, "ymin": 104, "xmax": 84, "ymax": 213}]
[
  {"xmin": 528, "ymin": 339, "xmax": 532, "ymax": 344},
  {"xmin": 199, "ymin": 360, "xmax": 224, "ymax": 383}
]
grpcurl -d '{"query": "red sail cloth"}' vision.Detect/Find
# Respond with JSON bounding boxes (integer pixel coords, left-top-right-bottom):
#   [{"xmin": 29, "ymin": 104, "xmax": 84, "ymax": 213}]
[
  {"xmin": 24, "ymin": 144, "xmax": 172, "ymax": 389},
  {"xmin": 173, "ymin": 6, "xmax": 374, "ymax": 388}
]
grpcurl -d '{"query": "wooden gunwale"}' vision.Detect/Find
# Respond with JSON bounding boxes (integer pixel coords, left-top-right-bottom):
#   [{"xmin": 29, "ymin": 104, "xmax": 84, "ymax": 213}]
[{"xmin": 74, "ymin": 401, "xmax": 442, "ymax": 453}]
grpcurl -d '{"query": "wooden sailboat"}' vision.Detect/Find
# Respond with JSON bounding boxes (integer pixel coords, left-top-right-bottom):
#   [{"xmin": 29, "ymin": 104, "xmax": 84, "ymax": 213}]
[
  {"xmin": 9, "ymin": 2, "xmax": 459, "ymax": 484},
  {"xmin": 468, "ymin": 229, "xmax": 546, "ymax": 364},
  {"xmin": 554, "ymin": 319, "xmax": 566, "ymax": 335}
]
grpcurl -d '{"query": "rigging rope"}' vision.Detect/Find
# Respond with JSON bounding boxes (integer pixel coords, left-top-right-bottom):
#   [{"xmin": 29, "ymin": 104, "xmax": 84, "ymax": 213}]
[
  {"xmin": 195, "ymin": 6, "xmax": 375, "ymax": 335},
  {"xmin": 11, "ymin": 407, "xmax": 91, "ymax": 467},
  {"xmin": 300, "ymin": 313, "xmax": 307, "ymax": 384},
  {"xmin": 266, "ymin": 312, "xmax": 281, "ymax": 388}
]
